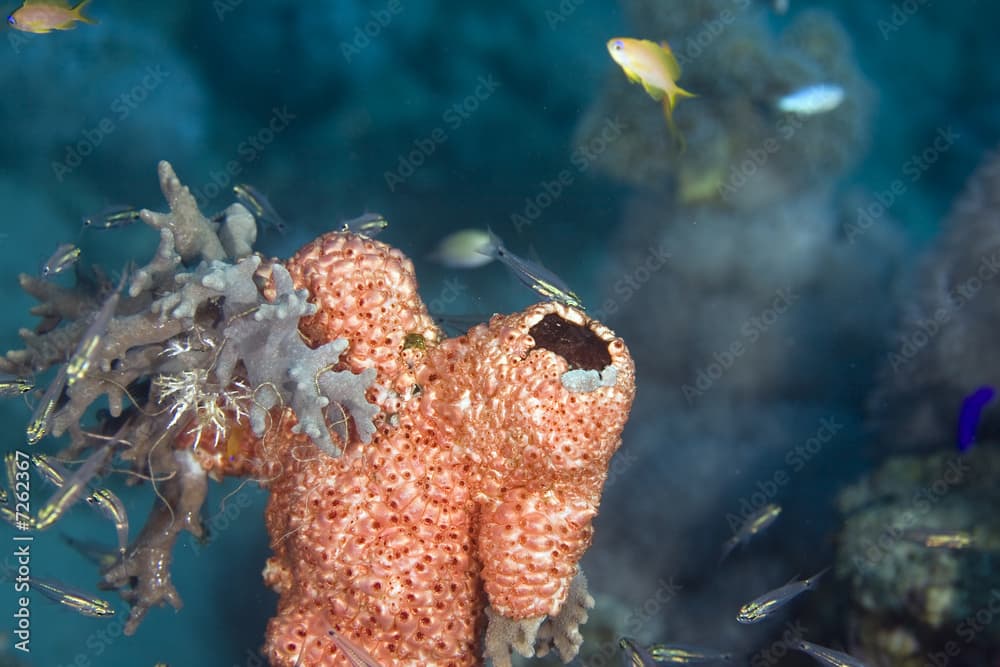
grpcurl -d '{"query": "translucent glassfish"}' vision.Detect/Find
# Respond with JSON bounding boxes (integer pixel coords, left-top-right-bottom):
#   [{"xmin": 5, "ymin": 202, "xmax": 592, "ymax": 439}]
[
  {"xmin": 35, "ymin": 443, "xmax": 111, "ymax": 529},
  {"xmin": 477, "ymin": 230, "xmax": 584, "ymax": 309},
  {"xmin": 29, "ymin": 576, "xmax": 115, "ymax": 617},
  {"xmin": 82, "ymin": 205, "xmax": 143, "ymax": 230},
  {"xmin": 41, "ymin": 242, "xmax": 80, "ymax": 277},
  {"xmin": 340, "ymin": 212, "xmax": 389, "ymax": 238},
  {"xmin": 791, "ymin": 640, "xmax": 868, "ymax": 667},
  {"xmin": 233, "ymin": 183, "xmax": 288, "ymax": 234},
  {"xmin": 737, "ymin": 567, "xmax": 829, "ymax": 623},
  {"xmin": 649, "ymin": 642, "xmax": 735, "ymax": 663},
  {"xmin": 720, "ymin": 503, "xmax": 782, "ymax": 563},
  {"xmin": 86, "ymin": 487, "xmax": 129, "ymax": 556}
]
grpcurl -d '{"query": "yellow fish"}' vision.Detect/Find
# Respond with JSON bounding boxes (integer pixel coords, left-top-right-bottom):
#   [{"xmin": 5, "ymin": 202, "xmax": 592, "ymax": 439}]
[
  {"xmin": 7, "ymin": 0, "xmax": 96, "ymax": 34},
  {"xmin": 607, "ymin": 37, "xmax": 696, "ymax": 151}
]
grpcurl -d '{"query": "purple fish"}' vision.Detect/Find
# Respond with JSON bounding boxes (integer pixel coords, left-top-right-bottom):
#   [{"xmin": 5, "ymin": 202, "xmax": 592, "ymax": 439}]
[{"xmin": 957, "ymin": 385, "xmax": 995, "ymax": 452}]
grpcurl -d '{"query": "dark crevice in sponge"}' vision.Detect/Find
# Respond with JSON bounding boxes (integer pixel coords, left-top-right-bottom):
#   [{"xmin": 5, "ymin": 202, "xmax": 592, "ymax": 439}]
[{"xmin": 528, "ymin": 313, "xmax": 611, "ymax": 371}]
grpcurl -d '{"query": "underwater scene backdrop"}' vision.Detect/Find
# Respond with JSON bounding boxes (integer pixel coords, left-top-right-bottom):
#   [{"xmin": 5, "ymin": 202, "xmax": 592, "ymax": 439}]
[{"xmin": 1, "ymin": 0, "xmax": 999, "ymax": 666}]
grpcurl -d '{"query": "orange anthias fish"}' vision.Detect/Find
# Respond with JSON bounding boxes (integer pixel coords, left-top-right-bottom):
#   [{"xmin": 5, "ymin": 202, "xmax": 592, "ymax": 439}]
[
  {"xmin": 7, "ymin": 0, "xmax": 96, "ymax": 34},
  {"xmin": 607, "ymin": 37, "xmax": 696, "ymax": 151}
]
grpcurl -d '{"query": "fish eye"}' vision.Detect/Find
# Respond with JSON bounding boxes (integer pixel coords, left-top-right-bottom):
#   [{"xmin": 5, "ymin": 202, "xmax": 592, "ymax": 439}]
[
  {"xmin": 613, "ymin": 40, "xmax": 623, "ymax": 50},
  {"xmin": 6, "ymin": 15, "xmax": 15, "ymax": 25}
]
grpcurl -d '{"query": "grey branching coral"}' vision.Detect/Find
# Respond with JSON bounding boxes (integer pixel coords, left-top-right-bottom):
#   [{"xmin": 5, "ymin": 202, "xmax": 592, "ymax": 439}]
[{"xmin": 0, "ymin": 160, "xmax": 379, "ymax": 633}]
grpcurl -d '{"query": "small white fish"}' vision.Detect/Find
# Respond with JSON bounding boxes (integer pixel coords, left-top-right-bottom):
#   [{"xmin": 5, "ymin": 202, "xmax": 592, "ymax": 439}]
[
  {"xmin": 777, "ymin": 84, "xmax": 844, "ymax": 115},
  {"xmin": 429, "ymin": 229, "xmax": 495, "ymax": 269}
]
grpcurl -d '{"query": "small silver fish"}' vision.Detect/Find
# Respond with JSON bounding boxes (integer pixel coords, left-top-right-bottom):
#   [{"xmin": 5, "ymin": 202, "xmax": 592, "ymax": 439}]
[
  {"xmin": 477, "ymin": 230, "xmax": 584, "ymax": 309},
  {"xmin": 41, "ymin": 243, "xmax": 80, "ymax": 277},
  {"xmin": 65, "ymin": 271, "xmax": 126, "ymax": 387},
  {"xmin": 82, "ymin": 205, "xmax": 142, "ymax": 230},
  {"xmin": 720, "ymin": 503, "xmax": 782, "ymax": 563},
  {"xmin": 791, "ymin": 640, "xmax": 868, "ymax": 667},
  {"xmin": 35, "ymin": 443, "xmax": 111, "ymax": 529},
  {"xmin": 649, "ymin": 643, "xmax": 735, "ymax": 663},
  {"xmin": 233, "ymin": 183, "xmax": 288, "ymax": 234},
  {"xmin": 619, "ymin": 637, "xmax": 658, "ymax": 667},
  {"xmin": 0, "ymin": 376, "xmax": 33, "ymax": 397},
  {"xmin": 29, "ymin": 576, "xmax": 115, "ymax": 618},
  {"xmin": 31, "ymin": 454, "xmax": 69, "ymax": 487},
  {"xmin": 777, "ymin": 83, "xmax": 844, "ymax": 115},
  {"xmin": 86, "ymin": 488, "xmax": 129, "ymax": 556},
  {"xmin": 26, "ymin": 363, "xmax": 66, "ymax": 444},
  {"xmin": 737, "ymin": 567, "xmax": 829, "ymax": 623},
  {"xmin": 340, "ymin": 212, "xmax": 389, "ymax": 238}
]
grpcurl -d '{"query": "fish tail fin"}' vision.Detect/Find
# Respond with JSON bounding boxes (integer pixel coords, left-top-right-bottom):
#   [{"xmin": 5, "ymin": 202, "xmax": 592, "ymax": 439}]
[
  {"xmin": 73, "ymin": 0, "xmax": 98, "ymax": 25},
  {"xmin": 674, "ymin": 84, "xmax": 697, "ymax": 100},
  {"xmin": 718, "ymin": 536, "xmax": 738, "ymax": 565},
  {"xmin": 662, "ymin": 96, "xmax": 687, "ymax": 154}
]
